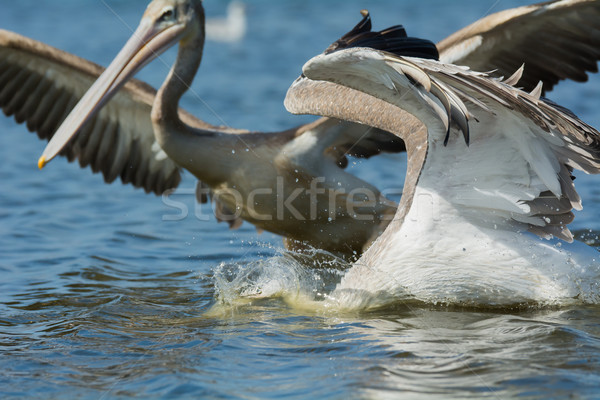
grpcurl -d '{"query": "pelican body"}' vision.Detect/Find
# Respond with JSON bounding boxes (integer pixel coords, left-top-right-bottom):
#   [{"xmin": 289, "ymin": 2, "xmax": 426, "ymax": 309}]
[{"xmin": 1, "ymin": 0, "xmax": 600, "ymax": 259}]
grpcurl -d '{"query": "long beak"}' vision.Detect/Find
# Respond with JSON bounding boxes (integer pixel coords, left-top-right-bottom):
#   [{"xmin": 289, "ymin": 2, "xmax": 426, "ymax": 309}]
[{"xmin": 38, "ymin": 18, "xmax": 186, "ymax": 169}]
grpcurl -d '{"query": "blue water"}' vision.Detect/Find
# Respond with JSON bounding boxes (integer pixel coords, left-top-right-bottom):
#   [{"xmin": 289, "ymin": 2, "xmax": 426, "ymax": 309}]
[{"xmin": 2, "ymin": 0, "xmax": 600, "ymax": 398}]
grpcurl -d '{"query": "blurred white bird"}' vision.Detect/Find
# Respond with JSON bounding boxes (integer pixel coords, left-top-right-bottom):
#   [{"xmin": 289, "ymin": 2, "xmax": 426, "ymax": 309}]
[{"xmin": 206, "ymin": 1, "xmax": 246, "ymax": 42}]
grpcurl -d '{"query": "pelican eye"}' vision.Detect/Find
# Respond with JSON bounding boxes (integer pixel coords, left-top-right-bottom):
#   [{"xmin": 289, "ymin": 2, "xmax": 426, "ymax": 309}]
[{"xmin": 158, "ymin": 8, "xmax": 175, "ymax": 22}]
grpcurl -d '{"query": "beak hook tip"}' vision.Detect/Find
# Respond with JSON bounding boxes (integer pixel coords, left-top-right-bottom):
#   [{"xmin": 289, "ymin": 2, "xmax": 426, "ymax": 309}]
[{"xmin": 38, "ymin": 156, "xmax": 47, "ymax": 170}]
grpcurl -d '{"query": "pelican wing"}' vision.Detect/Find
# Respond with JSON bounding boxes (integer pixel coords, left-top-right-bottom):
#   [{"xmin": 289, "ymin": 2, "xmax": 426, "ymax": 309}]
[
  {"xmin": 0, "ymin": 29, "xmax": 191, "ymax": 195},
  {"xmin": 291, "ymin": 117, "xmax": 406, "ymax": 169},
  {"xmin": 437, "ymin": 0, "xmax": 600, "ymax": 92},
  {"xmin": 286, "ymin": 48, "xmax": 600, "ymax": 241}
]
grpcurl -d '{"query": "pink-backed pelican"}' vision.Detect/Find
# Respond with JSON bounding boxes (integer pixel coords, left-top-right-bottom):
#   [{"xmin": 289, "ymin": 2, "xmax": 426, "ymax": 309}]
[{"xmin": 285, "ymin": 22, "xmax": 600, "ymax": 307}]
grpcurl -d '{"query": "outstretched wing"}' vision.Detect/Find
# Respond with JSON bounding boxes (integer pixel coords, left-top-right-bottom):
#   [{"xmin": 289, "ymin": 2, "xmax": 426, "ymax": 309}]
[
  {"xmin": 437, "ymin": 0, "xmax": 600, "ymax": 92},
  {"xmin": 286, "ymin": 47, "xmax": 600, "ymax": 241},
  {"xmin": 299, "ymin": 0, "xmax": 600, "ymax": 171},
  {"xmin": 0, "ymin": 29, "xmax": 211, "ymax": 195}
]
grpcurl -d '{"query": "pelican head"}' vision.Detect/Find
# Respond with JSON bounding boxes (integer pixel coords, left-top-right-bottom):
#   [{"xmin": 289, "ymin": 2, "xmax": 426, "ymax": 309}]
[
  {"xmin": 143, "ymin": 0, "xmax": 205, "ymax": 44},
  {"xmin": 38, "ymin": 0, "xmax": 205, "ymax": 169}
]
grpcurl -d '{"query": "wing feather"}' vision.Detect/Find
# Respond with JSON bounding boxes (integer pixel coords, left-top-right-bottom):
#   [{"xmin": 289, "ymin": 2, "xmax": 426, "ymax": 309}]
[
  {"xmin": 437, "ymin": 0, "xmax": 600, "ymax": 92},
  {"xmin": 0, "ymin": 29, "xmax": 183, "ymax": 195}
]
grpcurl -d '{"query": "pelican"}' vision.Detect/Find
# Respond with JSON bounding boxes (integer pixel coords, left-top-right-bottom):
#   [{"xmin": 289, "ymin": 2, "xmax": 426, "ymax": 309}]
[
  {"xmin": 1, "ymin": 0, "xmax": 599, "ymax": 259},
  {"xmin": 285, "ymin": 24, "xmax": 600, "ymax": 308}
]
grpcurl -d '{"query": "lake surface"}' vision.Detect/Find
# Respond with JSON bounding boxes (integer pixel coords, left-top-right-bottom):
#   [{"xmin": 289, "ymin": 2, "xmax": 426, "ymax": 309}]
[{"xmin": 2, "ymin": 0, "xmax": 600, "ymax": 398}]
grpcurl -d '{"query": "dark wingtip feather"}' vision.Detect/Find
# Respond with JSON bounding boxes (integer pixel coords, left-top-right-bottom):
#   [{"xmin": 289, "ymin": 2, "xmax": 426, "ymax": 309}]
[
  {"xmin": 325, "ymin": 10, "xmax": 439, "ymax": 60},
  {"xmin": 462, "ymin": 126, "xmax": 470, "ymax": 146},
  {"xmin": 324, "ymin": 10, "xmax": 373, "ymax": 54}
]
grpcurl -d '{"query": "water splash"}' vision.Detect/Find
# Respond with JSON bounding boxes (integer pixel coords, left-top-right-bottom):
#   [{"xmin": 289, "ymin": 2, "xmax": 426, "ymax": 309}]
[{"xmin": 212, "ymin": 248, "xmax": 348, "ymax": 309}]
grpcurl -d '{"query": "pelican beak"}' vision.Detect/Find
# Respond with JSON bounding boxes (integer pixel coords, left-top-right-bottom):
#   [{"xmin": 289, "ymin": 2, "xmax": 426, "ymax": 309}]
[{"xmin": 38, "ymin": 18, "xmax": 187, "ymax": 169}]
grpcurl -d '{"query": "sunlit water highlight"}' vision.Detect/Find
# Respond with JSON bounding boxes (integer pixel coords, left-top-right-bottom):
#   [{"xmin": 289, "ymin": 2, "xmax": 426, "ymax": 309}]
[{"xmin": 2, "ymin": 0, "xmax": 600, "ymax": 398}]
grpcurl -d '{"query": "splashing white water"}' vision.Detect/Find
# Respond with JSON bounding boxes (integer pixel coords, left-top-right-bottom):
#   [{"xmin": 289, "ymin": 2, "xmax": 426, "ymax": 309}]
[{"xmin": 212, "ymin": 249, "xmax": 348, "ymax": 309}]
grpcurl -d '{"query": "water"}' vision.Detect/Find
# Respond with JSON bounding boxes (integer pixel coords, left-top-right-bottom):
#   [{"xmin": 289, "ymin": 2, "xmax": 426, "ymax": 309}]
[{"xmin": 2, "ymin": 0, "xmax": 600, "ymax": 398}]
